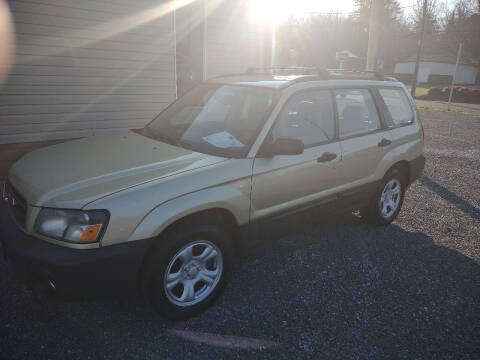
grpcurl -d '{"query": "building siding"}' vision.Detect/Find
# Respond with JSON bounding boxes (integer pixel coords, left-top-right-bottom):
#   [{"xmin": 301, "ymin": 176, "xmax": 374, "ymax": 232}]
[
  {"xmin": 0, "ymin": 0, "xmax": 177, "ymax": 144},
  {"xmin": 206, "ymin": 0, "xmax": 265, "ymax": 79}
]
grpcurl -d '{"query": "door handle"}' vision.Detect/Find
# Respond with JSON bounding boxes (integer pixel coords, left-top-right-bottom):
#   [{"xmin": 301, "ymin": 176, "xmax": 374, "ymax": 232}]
[
  {"xmin": 378, "ymin": 138, "xmax": 392, "ymax": 147},
  {"xmin": 317, "ymin": 152, "xmax": 337, "ymax": 163}
]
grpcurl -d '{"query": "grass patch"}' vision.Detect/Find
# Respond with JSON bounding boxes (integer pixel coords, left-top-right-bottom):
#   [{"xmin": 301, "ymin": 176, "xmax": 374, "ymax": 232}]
[
  {"xmin": 416, "ymin": 105, "xmax": 470, "ymax": 115},
  {"xmin": 407, "ymin": 87, "xmax": 429, "ymax": 97}
]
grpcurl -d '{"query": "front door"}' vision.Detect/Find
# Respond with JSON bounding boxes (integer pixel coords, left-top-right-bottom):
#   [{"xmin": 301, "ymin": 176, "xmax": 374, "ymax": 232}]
[{"xmin": 251, "ymin": 89, "xmax": 342, "ymax": 221}]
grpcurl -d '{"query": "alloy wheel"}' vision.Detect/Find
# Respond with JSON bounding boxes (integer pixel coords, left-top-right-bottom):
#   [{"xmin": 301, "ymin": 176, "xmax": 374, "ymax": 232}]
[
  {"xmin": 164, "ymin": 240, "xmax": 223, "ymax": 307},
  {"xmin": 379, "ymin": 178, "xmax": 402, "ymax": 219}
]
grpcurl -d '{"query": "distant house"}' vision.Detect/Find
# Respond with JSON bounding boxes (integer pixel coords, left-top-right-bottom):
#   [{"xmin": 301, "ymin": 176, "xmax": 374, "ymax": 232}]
[
  {"xmin": 335, "ymin": 50, "xmax": 363, "ymax": 70},
  {"xmin": 394, "ymin": 55, "xmax": 478, "ymax": 85}
]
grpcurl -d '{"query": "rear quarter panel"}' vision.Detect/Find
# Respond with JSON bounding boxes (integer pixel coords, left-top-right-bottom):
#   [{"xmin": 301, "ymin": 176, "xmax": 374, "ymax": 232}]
[{"xmin": 373, "ymin": 121, "xmax": 423, "ymax": 181}]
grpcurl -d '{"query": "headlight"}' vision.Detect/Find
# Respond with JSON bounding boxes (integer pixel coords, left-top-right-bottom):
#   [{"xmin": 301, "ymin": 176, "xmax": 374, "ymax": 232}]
[{"xmin": 34, "ymin": 208, "xmax": 109, "ymax": 243}]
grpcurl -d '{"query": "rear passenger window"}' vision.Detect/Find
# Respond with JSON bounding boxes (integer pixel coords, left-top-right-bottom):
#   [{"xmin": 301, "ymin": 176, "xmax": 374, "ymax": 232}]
[
  {"xmin": 335, "ymin": 89, "xmax": 381, "ymax": 138},
  {"xmin": 379, "ymin": 88, "xmax": 414, "ymax": 126},
  {"xmin": 272, "ymin": 90, "xmax": 334, "ymax": 147}
]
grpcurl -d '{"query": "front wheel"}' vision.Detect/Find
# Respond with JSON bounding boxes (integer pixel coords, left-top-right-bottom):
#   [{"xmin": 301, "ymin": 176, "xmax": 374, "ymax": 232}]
[
  {"xmin": 147, "ymin": 219, "xmax": 231, "ymax": 319},
  {"xmin": 362, "ymin": 169, "xmax": 406, "ymax": 225}
]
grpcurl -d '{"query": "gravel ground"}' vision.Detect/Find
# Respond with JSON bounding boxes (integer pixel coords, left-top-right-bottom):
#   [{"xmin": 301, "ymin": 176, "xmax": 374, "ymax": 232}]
[{"xmin": 1, "ymin": 110, "xmax": 479, "ymax": 359}]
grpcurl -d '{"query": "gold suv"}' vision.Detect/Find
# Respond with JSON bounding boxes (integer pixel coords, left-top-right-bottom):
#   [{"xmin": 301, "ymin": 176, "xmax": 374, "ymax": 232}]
[{"xmin": 1, "ymin": 69, "xmax": 425, "ymax": 319}]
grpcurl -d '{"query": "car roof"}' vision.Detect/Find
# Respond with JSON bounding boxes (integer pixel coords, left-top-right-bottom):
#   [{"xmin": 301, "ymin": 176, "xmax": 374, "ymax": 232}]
[
  {"xmin": 208, "ymin": 74, "xmax": 304, "ymax": 88},
  {"xmin": 208, "ymin": 69, "xmax": 402, "ymax": 89}
]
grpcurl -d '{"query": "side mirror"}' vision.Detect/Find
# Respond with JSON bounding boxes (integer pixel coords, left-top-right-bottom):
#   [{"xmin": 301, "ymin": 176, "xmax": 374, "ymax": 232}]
[{"xmin": 261, "ymin": 137, "xmax": 304, "ymax": 157}]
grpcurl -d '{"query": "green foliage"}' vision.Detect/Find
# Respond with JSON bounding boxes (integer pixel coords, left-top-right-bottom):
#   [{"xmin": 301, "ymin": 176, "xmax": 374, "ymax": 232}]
[
  {"xmin": 275, "ymin": 0, "xmax": 408, "ymax": 72},
  {"xmin": 274, "ymin": 0, "xmax": 479, "ymax": 77}
]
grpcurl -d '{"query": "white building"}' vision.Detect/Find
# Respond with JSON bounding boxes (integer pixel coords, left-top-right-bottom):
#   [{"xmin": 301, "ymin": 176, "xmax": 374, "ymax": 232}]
[{"xmin": 394, "ymin": 58, "xmax": 478, "ymax": 85}]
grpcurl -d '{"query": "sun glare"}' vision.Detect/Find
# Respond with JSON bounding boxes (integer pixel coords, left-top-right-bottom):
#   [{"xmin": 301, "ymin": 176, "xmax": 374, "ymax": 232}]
[
  {"xmin": 249, "ymin": 0, "xmax": 355, "ymax": 24},
  {"xmin": 249, "ymin": 0, "xmax": 290, "ymax": 24}
]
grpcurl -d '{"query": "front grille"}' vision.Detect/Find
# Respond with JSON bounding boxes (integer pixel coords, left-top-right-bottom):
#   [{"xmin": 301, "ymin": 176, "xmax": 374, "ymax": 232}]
[{"xmin": 3, "ymin": 179, "xmax": 27, "ymax": 228}]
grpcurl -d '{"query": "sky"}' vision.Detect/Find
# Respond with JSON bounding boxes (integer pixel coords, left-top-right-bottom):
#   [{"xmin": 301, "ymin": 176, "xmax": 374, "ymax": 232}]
[{"xmin": 249, "ymin": 0, "xmax": 456, "ymax": 23}]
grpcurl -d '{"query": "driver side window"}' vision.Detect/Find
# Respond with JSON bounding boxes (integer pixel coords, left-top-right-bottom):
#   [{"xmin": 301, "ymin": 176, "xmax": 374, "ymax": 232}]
[{"xmin": 272, "ymin": 90, "xmax": 335, "ymax": 147}]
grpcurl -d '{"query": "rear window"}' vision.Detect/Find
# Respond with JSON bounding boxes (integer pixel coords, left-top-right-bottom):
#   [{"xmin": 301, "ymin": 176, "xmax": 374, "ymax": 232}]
[
  {"xmin": 379, "ymin": 88, "xmax": 414, "ymax": 126},
  {"xmin": 334, "ymin": 89, "xmax": 381, "ymax": 138}
]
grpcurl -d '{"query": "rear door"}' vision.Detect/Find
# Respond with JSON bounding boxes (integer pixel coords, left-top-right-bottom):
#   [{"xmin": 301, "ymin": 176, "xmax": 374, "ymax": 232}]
[
  {"xmin": 376, "ymin": 87, "xmax": 422, "ymax": 156},
  {"xmin": 251, "ymin": 89, "xmax": 342, "ymax": 220},
  {"xmin": 334, "ymin": 88, "xmax": 392, "ymax": 199}
]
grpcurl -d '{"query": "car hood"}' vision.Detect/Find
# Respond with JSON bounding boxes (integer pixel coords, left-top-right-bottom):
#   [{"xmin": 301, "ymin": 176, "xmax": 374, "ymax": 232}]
[{"xmin": 8, "ymin": 130, "xmax": 226, "ymax": 208}]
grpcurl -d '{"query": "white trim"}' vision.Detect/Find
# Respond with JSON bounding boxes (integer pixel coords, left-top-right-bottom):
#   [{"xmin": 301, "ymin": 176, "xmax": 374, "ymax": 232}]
[
  {"xmin": 270, "ymin": 23, "xmax": 276, "ymax": 68},
  {"xmin": 203, "ymin": 0, "xmax": 208, "ymax": 80},
  {"xmin": 173, "ymin": 5, "xmax": 178, "ymax": 99}
]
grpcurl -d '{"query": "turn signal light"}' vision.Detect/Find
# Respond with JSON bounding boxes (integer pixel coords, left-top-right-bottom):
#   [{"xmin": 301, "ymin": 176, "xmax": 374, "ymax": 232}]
[{"xmin": 79, "ymin": 224, "xmax": 102, "ymax": 243}]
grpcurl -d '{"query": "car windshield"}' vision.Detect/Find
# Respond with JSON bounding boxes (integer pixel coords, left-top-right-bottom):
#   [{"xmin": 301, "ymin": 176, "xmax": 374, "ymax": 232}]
[{"xmin": 143, "ymin": 84, "xmax": 278, "ymax": 158}]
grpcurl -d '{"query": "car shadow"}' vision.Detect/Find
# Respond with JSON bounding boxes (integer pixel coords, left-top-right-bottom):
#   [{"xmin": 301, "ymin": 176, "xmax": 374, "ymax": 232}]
[
  {"xmin": 419, "ymin": 175, "xmax": 480, "ymax": 221},
  {"xmin": 216, "ymin": 208, "xmax": 480, "ymax": 357}
]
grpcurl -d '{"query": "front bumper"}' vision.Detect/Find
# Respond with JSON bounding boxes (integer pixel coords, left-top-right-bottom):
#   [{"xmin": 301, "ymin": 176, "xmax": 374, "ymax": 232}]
[{"xmin": 0, "ymin": 202, "xmax": 153, "ymax": 298}]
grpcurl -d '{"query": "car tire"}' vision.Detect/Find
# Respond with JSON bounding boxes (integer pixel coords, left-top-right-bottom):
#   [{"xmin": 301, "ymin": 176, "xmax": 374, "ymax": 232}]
[
  {"xmin": 146, "ymin": 216, "xmax": 232, "ymax": 320},
  {"xmin": 362, "ymin": 168, "xmax": 406, "ymax": 225}
]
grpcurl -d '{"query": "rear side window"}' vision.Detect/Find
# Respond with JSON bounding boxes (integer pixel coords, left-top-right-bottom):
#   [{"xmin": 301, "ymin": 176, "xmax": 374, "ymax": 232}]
[
  {"xmin": 379, "ymin": 88, "xmax": 414, "ymax": 126},
  {"xmin": 334, "ymin": 89, "xmax": 381, "ymax": 138},
  {"xmin": 272, "ymin": 89, "xmax": 335, "ymax": 146}
]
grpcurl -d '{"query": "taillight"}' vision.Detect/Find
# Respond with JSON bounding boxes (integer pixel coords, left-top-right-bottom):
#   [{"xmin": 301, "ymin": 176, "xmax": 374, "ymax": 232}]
[
  {"xmin": 421, "ymin": 123, "xmax": 425, "ymax": 152},
  {"xmin": 418, "ymin": 110, "xmax": 425, "ymax": 152}
]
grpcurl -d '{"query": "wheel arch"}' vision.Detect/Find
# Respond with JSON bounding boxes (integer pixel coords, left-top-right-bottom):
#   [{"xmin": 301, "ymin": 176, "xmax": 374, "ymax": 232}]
[
  {"xmin": 127, "ymin": 185, "xmax": 249, "ymax": 243},
  {"xmin": 136, "ymin": 206, "xmax": 239, "ymax": 296},
  {"xmin": 161, "ymin": 207, "xmax": 239, "ymax": 237},
  {"xmin": 385, "ymin": 160, "xmax": 410, "ymax": 184}
]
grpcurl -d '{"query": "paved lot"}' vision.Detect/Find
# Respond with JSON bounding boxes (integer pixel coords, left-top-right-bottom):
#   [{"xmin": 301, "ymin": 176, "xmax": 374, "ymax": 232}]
[{"xmin": 1, "ymin": 110, "xmax": 479, "ymax": 359}]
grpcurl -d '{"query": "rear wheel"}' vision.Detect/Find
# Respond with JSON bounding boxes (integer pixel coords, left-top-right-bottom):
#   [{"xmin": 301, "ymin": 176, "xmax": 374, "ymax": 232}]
[
  {"xmin": 362, "ymin": 169, "xmax": 406, "ymax": 225},
  {"xmin": 147, "ymin": 218, "xmax": 232, "ymax": 319}
]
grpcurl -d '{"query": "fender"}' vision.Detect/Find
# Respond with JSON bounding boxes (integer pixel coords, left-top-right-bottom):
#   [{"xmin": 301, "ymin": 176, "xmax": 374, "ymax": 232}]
[
  {"xmin": 374, "ymin": 138, "xmax": 422, "ymax": 179},
  {"xmin": 127, "ymin": 183, "xmax": 251, "ymax": 242},
  {"xmin": 373, "ymin": 123, "xmax": 423, "ymax": 180}
]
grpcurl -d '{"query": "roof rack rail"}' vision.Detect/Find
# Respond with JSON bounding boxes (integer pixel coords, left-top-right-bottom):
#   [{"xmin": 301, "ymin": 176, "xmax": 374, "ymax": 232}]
[
  {"xmin": 209, "ymin": 67, "xmax": 330, "ymax": 82},
  {"xmin": 383, "ymin": 76, "xmax": 398, "ymax": 81},
  {"xmin": 246, "ymin": 67, "xmax": 319, "ymax": 75},
  {"xmin": 246, "ymin": 67, "xmax": 332, "ymax": 81},
  {"xmin": 245, "ymin": 67, "xmax": 389, "ymax": 81},
  {"xmin": 326, "ymin": 68, "xmax": 385, "ymax": 80},
  {"xmin": 209, "ymin": 67, "xmax": 395, "ymax": 84}
]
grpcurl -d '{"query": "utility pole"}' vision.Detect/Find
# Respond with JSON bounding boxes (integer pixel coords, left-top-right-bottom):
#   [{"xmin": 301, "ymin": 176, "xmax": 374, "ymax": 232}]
[
  {"xmin": 366, "ymin": 0, "xmax": 382, "ymax": 71},
  {"xmin": 202, "ymin": 0, "xmax": 208, "ymax": 80},
  {"xmin": 270, "ymin": 23, "xmax": 276, "ymax": 68},
  {"xmin": 411, "ymin": 0, "xmax": 428, "ymax": 98},
  {"xmin": 448, "ymin": 42, "xmax": 462, "ymax": 111}
]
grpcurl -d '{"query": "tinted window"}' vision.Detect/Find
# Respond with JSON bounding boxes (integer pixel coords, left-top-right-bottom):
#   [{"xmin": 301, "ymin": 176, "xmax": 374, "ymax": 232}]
[
  {"xmin": 272, "ymin": 90, "xmax": 334, "ymax": 146},
  {"xmin": 335, "ymin": 89, "xmax": 380, "ymax": 137},
  {"xmin": 379, "ymin": 88, "xmax": 414, "ymax": 126}
]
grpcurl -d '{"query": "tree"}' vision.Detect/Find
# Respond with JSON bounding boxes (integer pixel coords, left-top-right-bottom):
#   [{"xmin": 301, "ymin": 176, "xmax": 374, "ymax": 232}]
[
  {"xmin": 440, "ymin": 0, "xmax": 480, "ymax": 80},
  {"xmin": 352, "ymin": 0, "xmax": 410, "ymax": 72},
  {"xmin": 407, "ymin": 0, "xmax": 443, "ymax": 57}
]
